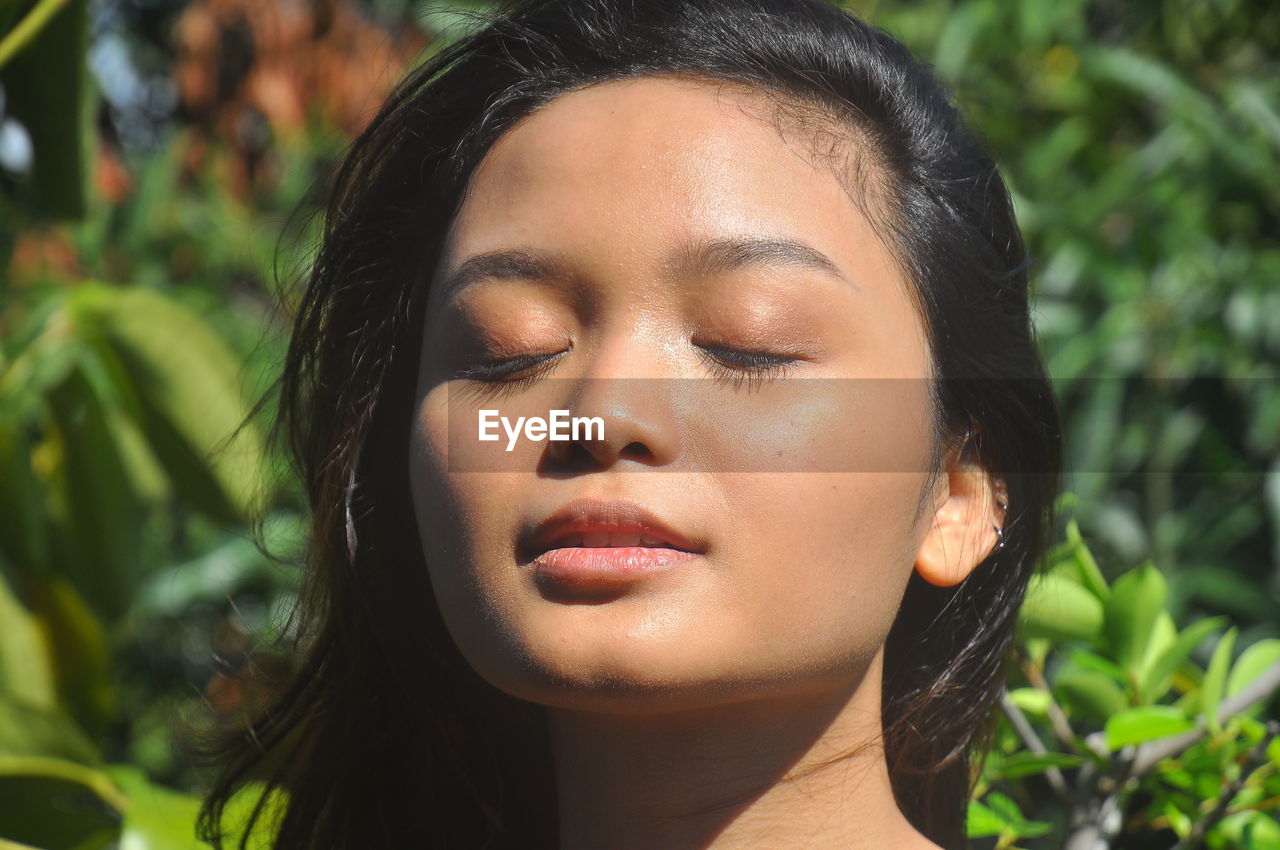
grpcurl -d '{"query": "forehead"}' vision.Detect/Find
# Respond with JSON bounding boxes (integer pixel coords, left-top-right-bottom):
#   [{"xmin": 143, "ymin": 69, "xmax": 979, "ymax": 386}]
[{"xmin": 444, "ymin": 76, "xmax": 898, "ymax": 285}]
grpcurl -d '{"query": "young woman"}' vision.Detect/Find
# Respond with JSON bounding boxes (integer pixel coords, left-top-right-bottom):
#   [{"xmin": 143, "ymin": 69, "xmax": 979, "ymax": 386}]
[{"xmin": 199, "ymin": 1, "xmax": 1062, "ymax": 847}]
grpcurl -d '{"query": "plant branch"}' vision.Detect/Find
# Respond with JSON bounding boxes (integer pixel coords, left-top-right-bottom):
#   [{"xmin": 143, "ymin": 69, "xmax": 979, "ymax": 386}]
[
  {"xmin": 1001, "ymin": 689, "xmax": 1069, "ymax": 794},
  {"xmin": 1064, "ymin": 658, "xmax": 1280, "ymax": 850},
  {"xmin": 1131, "ymin": 657, "xmax": 1280, "ymax": 775},
  {"xmin": 1230, "ymin": 793, "xmax": 1280, "ymax": 815},
  {"xmin": 1020, "ymin": 656, "xmax": 1082, "ymax": 753},
  {"xmin": 1168, "ymin": 721, "xmax": 1279, "ymax": 850},
  {"xmin": 1079, "ymin": 658, "xmax": 1280, "ymax": 776},
  {"xmin": 0, "ymin": 0, "xmax": 70, "ymax": 68}
]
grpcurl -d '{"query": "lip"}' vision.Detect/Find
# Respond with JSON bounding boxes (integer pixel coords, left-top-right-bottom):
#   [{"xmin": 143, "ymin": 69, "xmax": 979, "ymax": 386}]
[{"xmin": 524, "ymin": 499, "xmax": 705, "ymax": 586}]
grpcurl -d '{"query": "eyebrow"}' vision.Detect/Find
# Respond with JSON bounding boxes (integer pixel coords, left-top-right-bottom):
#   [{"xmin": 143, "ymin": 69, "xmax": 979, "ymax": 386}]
[
  {"xmin": 436, "ymin": 235, "xmax": 851, "ymax": 297},
  {"xmin": 667, "ymin": 236, "xmax": 849, "ymax": 286}
]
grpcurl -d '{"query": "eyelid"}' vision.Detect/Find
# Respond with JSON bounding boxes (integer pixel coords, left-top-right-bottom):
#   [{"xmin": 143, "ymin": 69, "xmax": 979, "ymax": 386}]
[
  {"xmin": 455, "ymin": 340, "xmax": 805, "ymax": 387},
  {"xmin": 457, "ymin": 349, "xmax": 569, "ymax": 382},
  {"xmin": 695, "ymin": 342, "xmax": 802, "ymax": 389},
  {"xmin": 695, "ymin": 341, "xmax": 807, "ymax": 364}
]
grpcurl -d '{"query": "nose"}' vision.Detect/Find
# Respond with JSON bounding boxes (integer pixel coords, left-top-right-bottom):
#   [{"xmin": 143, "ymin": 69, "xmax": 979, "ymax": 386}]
[{"xmin": 542, "ymin": 332, "xmax": 683, "ymax": 471}]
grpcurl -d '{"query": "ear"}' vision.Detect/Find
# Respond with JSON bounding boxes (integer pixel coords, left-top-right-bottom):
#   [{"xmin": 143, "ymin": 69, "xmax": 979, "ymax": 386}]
[{"xmin": 915, "ymin": 446, "xmax": 1008, "ymax": 588}]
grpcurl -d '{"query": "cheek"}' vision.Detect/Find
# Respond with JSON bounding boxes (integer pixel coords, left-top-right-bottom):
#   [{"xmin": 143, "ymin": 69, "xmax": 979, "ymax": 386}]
[
  {"xmin": 689, "ymin": 375, "xmax": 935, "ymax": 475},
  {"xmin": 723, "ymin": 471, "xmax": 926, "ymax": 652},
  {"xmin": 698, "ymin": 382, "xmax": 935, "ymax": 666},
  {"xmin": 409, "ymin": 408, "xmax": 544, "ymax": 691},
  {"xmin": 409, "ymin": 384, "xmax": 520, "ymax": 617}
]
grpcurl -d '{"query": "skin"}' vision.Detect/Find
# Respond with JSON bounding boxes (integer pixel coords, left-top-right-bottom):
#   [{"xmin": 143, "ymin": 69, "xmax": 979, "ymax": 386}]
[{"xmin": 409, "ymin": 75, "xmax": 1004, "ymax": 850}]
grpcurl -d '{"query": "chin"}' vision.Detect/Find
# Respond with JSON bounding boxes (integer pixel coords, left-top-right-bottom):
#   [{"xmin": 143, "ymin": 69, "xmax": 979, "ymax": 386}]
[
  {"xmin": 462, "ymin": 620, "xmax": 849, "ymax": 717},
  {"xmin": 456, "ymin": 622, "xmax": 738, "ymax": 713}
]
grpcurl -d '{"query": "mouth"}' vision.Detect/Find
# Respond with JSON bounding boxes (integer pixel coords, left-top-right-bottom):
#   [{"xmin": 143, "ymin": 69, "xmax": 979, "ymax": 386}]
[
  {"xmin": 524, "ymin": 499, "xmax": 704, "ymax": 586},
  {"xmin": 536, "ymin": 527, "xmax": 698, "ymax": 552}
]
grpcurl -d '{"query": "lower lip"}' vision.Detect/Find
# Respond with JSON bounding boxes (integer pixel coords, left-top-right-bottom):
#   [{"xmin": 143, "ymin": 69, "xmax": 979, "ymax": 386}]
[{"xmin": 531, "ymin": 546, "xmax": 698, "ymax": 583}]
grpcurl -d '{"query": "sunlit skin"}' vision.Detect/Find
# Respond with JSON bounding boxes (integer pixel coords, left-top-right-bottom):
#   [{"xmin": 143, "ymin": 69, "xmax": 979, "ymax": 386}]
[{"xmin": 409, "ymin": 76, "xmax": 1004, "ymax": 850}]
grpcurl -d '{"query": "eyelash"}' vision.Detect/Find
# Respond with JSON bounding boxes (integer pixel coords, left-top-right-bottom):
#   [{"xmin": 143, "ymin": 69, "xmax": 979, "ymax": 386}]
[
  {"xmin": 697, "ymin": 344, "xmax": 799, "ymax": 390},
  {"xmin": 457, "ymin": 351, "xmax": 567, "ymax": 395},
  {"xmin": 457, "ymin": 344, "xmax": 800, "ymax": 392}
]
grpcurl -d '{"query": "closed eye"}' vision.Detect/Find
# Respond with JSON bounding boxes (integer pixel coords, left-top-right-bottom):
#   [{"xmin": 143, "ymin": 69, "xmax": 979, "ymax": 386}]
[
  {"xmin": 455, "ymin": 351, "xmax": 569, "ymax": 398},
  {"xmin": 696, "ymin": 343, "xmax": 800, "ymax": 389},
  {"xmin": 458, "ymin": 351, "xmax": 564, "ymax": 381}
]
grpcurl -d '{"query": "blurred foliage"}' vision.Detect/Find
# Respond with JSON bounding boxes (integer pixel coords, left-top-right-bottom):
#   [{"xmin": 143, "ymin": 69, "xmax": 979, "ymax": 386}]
[
  {"xmin": 972, "ymin": 498, "xmax": 1280, "ymax": 849},
  {"xmin": 866, "ymin": 0, "xmax": 1280, "ymax": 622},
  {"xmin": 0, "ymin": 0, "xmax": 1276, "ymax": 847}
]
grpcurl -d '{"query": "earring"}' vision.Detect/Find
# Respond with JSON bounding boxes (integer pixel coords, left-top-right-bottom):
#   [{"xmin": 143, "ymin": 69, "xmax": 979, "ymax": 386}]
[
  {"xmin": 995, "ymin": 495, "xmax": 1009, "ymax": 550},
  {"xmin": 344, "ymin": 463, "xmax": 359, "ymax": 564}
]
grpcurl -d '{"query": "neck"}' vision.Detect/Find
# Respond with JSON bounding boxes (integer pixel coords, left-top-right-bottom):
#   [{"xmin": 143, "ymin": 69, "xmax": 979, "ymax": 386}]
[{"xmin": 546, "ymin": 651, "xmax": 937, "ymax": 850}]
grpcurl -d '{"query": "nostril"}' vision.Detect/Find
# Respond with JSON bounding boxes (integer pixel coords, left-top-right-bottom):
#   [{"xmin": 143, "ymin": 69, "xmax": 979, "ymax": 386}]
[
  {"xmin": 619, "ymin": 440, "xmax": 652, "ymax": 459},
  {"xmin": 542, "ymin": 434, "xmax": 603, "ymax": 472}
]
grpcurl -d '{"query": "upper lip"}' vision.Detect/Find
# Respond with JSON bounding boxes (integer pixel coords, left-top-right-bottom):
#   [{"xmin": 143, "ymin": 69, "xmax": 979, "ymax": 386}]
[{"xmin": 525, "ymin": 499, "xmax": 704, "ymax": 555}]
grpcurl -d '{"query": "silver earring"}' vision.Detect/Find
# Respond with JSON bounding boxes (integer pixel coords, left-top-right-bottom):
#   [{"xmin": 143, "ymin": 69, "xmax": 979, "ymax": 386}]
[
  {"xmin": 995, "ymin": 497, "xmax": 1008, "ymax": 549},
  {"xmin": 344, "ymin": 463, "xmax": 359, "ymax": 564}
]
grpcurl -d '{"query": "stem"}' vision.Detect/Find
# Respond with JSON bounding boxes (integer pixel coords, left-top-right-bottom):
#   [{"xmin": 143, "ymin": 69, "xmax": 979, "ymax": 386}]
[
  {"xmin": 1063, "ymin": 792, "xmax": 1124, "ymax": 850},
  {"xmin": 1129, "ymin": 657, "xmax": 1280, "ymax": 776},
  {"xmin": 1230, "ymin": 793, "xmax": 1280, "ymax": 814},
  {"xmin": 1063, "ymin": 657, "xmax": 1280, "ymax": 849},
  {"xmin": 1001, "ymin": 690, "xmax": 1069, "ymax": 794},
  {"xmin": 1020, "ymin": 656, "xmax": 1082, "ymax": 753},
  {"xmin": 0, "ymin": 0, "xmax": 69, "ymax": 68}
]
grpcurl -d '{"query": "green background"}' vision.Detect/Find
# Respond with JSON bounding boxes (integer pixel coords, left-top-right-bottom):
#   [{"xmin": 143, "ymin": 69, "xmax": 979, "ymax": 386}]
[{"xmin": 0, "ymin": 0, "xmax": 1277, "ymax": 847}]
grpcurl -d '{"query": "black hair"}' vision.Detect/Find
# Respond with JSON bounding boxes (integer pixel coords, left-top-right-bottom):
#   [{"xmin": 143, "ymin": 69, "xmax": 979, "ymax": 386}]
[{"xmin": 198, "ymin": 1, "xmax": 1062, "ymax": 847}]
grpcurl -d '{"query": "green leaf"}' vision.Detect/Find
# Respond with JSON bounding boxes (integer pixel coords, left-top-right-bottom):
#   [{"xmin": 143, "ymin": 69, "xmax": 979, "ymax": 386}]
[
  {"xmin": 971, "ymin": 792, "xmax": 1052, "ymax": 840},
  {"xmin": 0, "ymin": 756, "xmax": 125, "ymax": 850},
  {"xmin": 932, "ymin": 1, "xmax": 993, "ymax": 80},
  {"xmin": 1162, "ymin": 801, "xmax": 1192, "ymax": 839},
  {"xmin": 106, "ymin": 765, "xmax": 205, "ymax": 850},
  {"xmin": 0, "ymin": 410, "xmax": 50, "ymax": 574},
  {"xmin": 1020, "ymin": 569, "xmax": 1105, "ymax": 642},
  {"xmin": 1067, "ymin": 649, "xmax": 1127, "ymax": 680},
  {"xmin": 1202, "ymin": 627, "xmax": 1237, "ymax": 735},
  {"xmin": 25, "ymin": 574, "xmax": 115, "ymax": 738},
  {"xmin": 1104, "ymin": 562, "xmax": 1167, "ymax": 675},
  {"xmin": 0, "ymin": 569, "xmax": 57, "ymax": 710},
  {"xmin": 44, "ymin": 367, "xmax": 146, "ymax": 620},
  {"xmin": 70, "ymin": 284, "xmax": 266, "ymax": 524},
  {"xmin": 1018, "ymin": 819, "xmax": 1054, "ymax": 839},
  {"xmin": 1065, "ymin": 519, "xmax": 1109, "ymax": 600},
  {"xmin": 1105, "ymin": 705, "xmax": 1194, "ymax": 749},
  {"xmin": 995, "ymin": 751, "xmax": 1084, "ymax": 779},
  {"xmin": 966, "ymin": 800, "xmax": 1005, "ymax": 838},
  {"xmin": 1226, "ymin": 638, "xmax": 1280, "ymax": 700},
  {"xmin": 1135, "ymin": 611, "xmax": 1177, "ymax": 700},
  {"xmin": 0, "ymin": 0, "xmax": 93, "ymax": 219},
  {"xmin": 1139, "ymin": 616, "xmax": 1226, "ymax": 706},
  {"xmin": 1007, "ymin": 687, "xmax": 1052, "ymax": 718},
  {"xmin": 1242, "ymin": 813, "xmax": 1280, "ymax": 850},
  {"xmin": 103, "ymin": 402, "xmax": 171, "ymax": 505},
  {"xmin": 0, "ymin": 695, "xmax": 99, "ymax": 764},
  {"xmin": 219, "ymin": 781, "xmax": 289, "ymax": 850},
  {"xmin": 1056, "ymin": 667, "xmax": 1129, "ymax": 723},
  {"xmin": 1217, "ymin": 809, "xmax": 1280, "ymax": 850}
]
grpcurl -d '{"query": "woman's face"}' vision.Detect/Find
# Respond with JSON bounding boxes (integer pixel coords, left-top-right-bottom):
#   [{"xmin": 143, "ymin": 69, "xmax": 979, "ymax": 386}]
[{"xmin": 409, "ymin": 76, "xmax": 948, "ymax": 713}]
